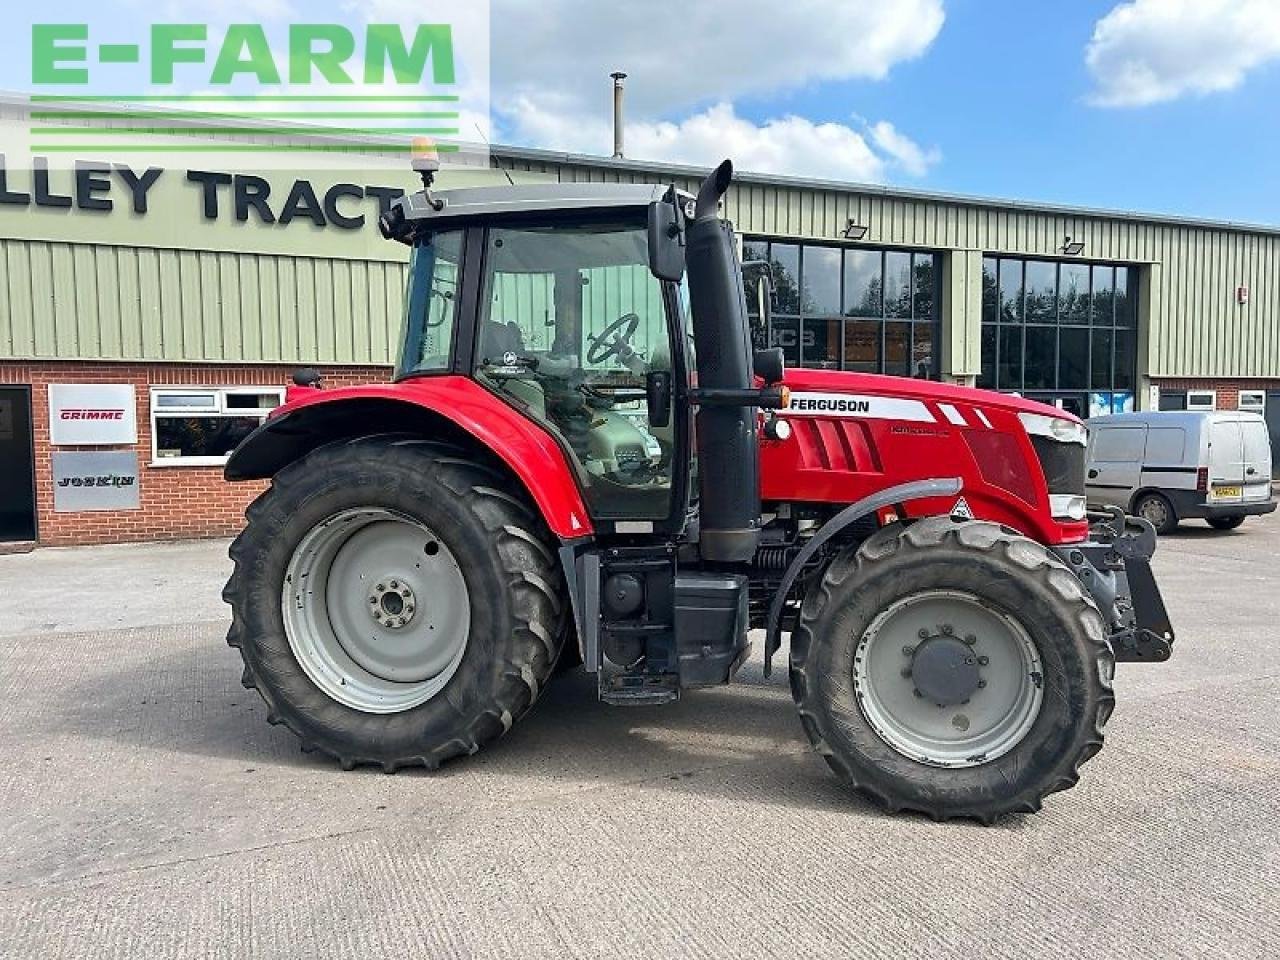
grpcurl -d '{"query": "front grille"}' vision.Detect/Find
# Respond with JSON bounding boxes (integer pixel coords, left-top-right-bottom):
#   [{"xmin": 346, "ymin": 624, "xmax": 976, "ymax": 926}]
[{"xmin": 1030, "ymin": 436, "xmax": 1085, "ymax": 495}]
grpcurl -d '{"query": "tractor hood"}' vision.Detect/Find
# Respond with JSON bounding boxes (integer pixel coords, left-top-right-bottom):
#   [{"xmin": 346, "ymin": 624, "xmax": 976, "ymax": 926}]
[{"xmin": 780, "ymin": 368, "xmax": 1084, "ymax": 425}]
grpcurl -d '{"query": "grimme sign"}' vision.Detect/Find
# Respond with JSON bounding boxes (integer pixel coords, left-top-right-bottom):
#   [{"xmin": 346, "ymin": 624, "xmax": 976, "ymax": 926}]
[
  {"xmin": 0, "ymin": 160, "xmax": 405, "ymax": 231},
  {"xmin": 47, "ymin": 383, "xmax": 137, "ymax": 445}
]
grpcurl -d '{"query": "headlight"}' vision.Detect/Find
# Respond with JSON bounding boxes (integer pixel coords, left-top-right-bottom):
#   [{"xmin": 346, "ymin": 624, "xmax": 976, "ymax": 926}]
[
  {"xmin": 1049, "ymin": 494, "xmax": 1088, "ymax": 521},
  {"xmin": 1018, "ymin": 412, "xmax": 1087, "ymax": 446}
]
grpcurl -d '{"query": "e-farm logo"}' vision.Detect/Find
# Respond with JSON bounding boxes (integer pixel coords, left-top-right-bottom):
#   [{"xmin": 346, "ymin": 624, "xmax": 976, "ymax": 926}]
[{"xmin": 23, "ymin": 20, "xmax": 470, "ymax": 162}]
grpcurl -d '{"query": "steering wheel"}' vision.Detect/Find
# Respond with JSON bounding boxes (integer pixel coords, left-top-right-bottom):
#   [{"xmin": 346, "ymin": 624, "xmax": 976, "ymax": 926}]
[{"xmin": 586, "ymin": 312, "xmax": 641, "ymax": 364}]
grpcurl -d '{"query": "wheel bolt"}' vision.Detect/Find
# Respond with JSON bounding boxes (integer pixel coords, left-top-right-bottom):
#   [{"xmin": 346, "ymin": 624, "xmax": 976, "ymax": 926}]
[
  {"xmin": 917, "ymin": 628, "xmax": 930, "ymax": 640},
  {"xmin": 913, "ymin": 688, "xmax": 923, "ymax": 698},
  {"xmin": 964, "ymin": 634, "xmax": 976, "ymax": 645},
  {"xmin": 390, "ymin": 580, "xmax": 399, "ymax": 589},
  {"xmin": 978, "ymin": 656, "xmax": 989, "ymax": 666},
  {"xmin": 941, "ymin": 624, "xmax": 954, "ymax": 636},
  {"xmin": 903, "ymin": 645, "xmax": 915, "ymax": 656},
  {"xmin": 376, "ymin": 583, "xmax": 385, "ymax": 592},
  {"xmin": 977, "ymin": 680, "xmax": 987, "ymax": 689}
]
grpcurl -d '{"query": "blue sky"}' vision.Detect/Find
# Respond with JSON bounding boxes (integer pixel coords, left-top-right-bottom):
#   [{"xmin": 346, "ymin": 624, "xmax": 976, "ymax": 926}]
[
  {"xmin": 749, "ymin": 0, "xmax": 1280, "ymax": 223},
  {"xmin": 4, "ymin": 1, "xmax": 1280, "ymax": 224}
]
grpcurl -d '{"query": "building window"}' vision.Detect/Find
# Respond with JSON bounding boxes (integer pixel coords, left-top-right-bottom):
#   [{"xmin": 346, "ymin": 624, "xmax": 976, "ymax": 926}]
[
  {"xmin": 1186, "ymin": 390, "xmax": 1216, "ymax": 411},
  {"xmin": 150, "ymin": 386, "xmax": 284, "ymax": 466},
  {"xmin": 980, "ymin": 256, "xmax": 1138, "ymax": 416},
  {"xmin": 1239, "ymin": 390, "xmax": 1265, "ymax": 412},
  {"xmin": 743, "ymin": 238, "xmax": 939, "ymax": 378}
]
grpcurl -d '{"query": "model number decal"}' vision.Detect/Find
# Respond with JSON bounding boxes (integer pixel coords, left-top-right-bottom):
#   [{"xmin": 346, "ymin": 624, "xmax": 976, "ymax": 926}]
[{"xmin": 787, "ymin": 392, "xmax": 937, "ymax": 423}]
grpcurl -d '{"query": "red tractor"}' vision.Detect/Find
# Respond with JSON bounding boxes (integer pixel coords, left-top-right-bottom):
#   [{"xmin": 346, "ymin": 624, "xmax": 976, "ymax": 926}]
[{"xmin": 224, "ymin": 159, "xmax": 1174, "ymax": 822}]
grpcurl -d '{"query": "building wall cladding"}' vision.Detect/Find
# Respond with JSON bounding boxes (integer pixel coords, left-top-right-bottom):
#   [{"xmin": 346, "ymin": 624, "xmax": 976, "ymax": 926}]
[
  {"xmin": 0, "ymin": 149, "xmax": 1276, "ymax": 383},
  {"xmin": 507, "ymin": 152, "xmax": 1280, "ymax": 382},
  {"xmin": 0, "ymin": 361, "xmax": 390, "ymax": 546}
]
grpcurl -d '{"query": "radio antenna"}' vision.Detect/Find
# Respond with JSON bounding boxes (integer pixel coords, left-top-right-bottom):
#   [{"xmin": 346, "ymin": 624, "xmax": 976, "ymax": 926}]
[{"xmin": 474, "ymin": 122, "xmax": 515, "ymax": 186}]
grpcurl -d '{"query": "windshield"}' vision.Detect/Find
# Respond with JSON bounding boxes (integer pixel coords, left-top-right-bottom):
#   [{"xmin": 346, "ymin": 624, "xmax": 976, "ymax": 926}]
[{"xmin": 396, "ymin": 230, "xmax": 464, "ymax": 378}]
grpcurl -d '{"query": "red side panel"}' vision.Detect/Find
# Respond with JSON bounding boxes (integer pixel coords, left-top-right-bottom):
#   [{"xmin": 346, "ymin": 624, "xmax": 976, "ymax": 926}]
[
  {"xmin": 762, "ymin": 370, "xmax": 1088, "ymax": 545},
  {"xmin": 269, "ymin": 376, "xmax": 594, "ymax": 539}
]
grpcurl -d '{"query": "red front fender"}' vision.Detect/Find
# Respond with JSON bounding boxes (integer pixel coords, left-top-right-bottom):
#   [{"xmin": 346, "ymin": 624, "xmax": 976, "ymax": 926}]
[{"xmin": 225, "ymin": 376, "xmax": 594, "ymax": 540}]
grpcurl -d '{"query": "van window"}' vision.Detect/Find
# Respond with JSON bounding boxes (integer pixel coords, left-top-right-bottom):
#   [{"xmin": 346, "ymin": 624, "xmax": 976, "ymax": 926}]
[
  {"xmin": 1092, "ymin": 427, "xmax": 1144, "ymax": 462},
  {"xmin": 1143, "ymin": 427, "xmax": 1186, "ymax": 464},
  {"xmin": 1242, "ymin": 419, "xmax": 1271, "ymax": 465}
]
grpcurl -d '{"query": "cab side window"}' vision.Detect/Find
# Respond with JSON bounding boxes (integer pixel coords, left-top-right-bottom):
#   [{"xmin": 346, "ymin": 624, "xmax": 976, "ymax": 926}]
[{"xmin": 475, "ymin": 221, "xmax": 675, "ymax": 520}]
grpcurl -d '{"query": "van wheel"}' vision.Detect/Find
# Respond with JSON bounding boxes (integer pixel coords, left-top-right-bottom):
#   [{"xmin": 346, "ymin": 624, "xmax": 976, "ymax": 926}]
[
  {"xmin": 1134, "ymin": 493, "xmax": 1177, "ymax": 534},
  {"xmin": 1208, "ymin": 515, "xmax": 1245, "ymax": 531}
]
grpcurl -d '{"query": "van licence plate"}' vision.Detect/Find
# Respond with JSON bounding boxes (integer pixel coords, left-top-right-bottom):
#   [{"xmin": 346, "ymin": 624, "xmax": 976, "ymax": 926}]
[{"xmin": 1213, "ymin": 485, "xmax": 1243, "ymax": 499}]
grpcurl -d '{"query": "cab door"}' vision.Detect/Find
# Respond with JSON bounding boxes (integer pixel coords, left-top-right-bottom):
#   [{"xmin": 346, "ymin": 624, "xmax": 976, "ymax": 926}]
[{"xmin": 472, "ymin": 218, "xmax": 689, "ymax": 530}]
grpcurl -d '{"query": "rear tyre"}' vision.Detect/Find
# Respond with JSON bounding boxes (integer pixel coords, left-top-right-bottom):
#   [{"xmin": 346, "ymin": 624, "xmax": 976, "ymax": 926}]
[
  {"xmin": 1207, "ymin": 515, "xmax": 1245, "ymax": 531},
  {"xmin": 224, "ymin": 437, "xmax": 566, "ymax": 772},
  {"xmin": 789, "ymin": 518, "xmax": 1115, "ymax": 823},
  {"xmin": 1134, "ymin": 492, "xmax": 1177, "ymax": 534}
]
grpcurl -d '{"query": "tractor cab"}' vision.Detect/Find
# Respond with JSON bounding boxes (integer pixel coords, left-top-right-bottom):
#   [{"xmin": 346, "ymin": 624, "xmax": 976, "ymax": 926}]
[{"xmin": 377, "ymin": 165, "xmax": 784, "ymax": 702}]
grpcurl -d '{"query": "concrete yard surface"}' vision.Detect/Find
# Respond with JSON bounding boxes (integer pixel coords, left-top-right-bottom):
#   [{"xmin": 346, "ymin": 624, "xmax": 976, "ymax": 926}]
[{"xmin": 1, "ymin": 519, "xmax": 1278, "ymax": 959}]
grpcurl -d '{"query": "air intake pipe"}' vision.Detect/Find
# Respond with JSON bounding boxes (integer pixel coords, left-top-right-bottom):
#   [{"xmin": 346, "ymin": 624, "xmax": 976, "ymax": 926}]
[{"xmin": 684, "ymin": 160, "xmax": 761, "ymax": 563}]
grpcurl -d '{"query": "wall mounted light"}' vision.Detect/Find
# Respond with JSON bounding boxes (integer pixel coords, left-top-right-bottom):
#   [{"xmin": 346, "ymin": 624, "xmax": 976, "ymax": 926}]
[
  {"xmin": 843, "ymin": 219, "xmax": 868, "ymax": 240},
  {"xmin": 1061, "ymin": 236, "xmax": 1085, "ymax": 256}
]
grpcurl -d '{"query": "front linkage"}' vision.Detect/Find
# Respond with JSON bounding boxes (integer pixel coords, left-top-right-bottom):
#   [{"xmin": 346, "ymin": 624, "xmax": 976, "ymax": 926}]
[{"xmin": 1051, "ymin": 506, "xmax": 1175, "ymax": 663}]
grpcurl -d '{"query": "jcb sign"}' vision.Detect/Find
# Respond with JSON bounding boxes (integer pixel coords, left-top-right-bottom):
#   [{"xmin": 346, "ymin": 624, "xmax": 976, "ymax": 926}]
[{"xmin": 32, "ymin": 24, "xmax": 455, "ymax": 86}]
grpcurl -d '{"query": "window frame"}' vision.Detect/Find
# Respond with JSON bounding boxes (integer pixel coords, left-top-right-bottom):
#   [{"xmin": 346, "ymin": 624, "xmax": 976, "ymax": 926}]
[
  {"xmin": 150, "ymin": 385, "xmax": 285, "ymax": 467},
  {"xmin": 1238, "ymin": 389, "xmax": 1266, "ymax": 412},
  {"xmin": 745, "ymin": 236, "xmax": 940, "ymax": 378},
  {"xmin": 1186, "ymin": 389, "xmax": 1217, "ymax": 411}
]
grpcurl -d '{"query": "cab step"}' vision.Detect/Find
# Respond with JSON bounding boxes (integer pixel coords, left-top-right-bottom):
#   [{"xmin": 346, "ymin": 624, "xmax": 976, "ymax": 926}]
[{"xmin": 600, "ymin": 673, "xmax": 680, "ymax": 706}]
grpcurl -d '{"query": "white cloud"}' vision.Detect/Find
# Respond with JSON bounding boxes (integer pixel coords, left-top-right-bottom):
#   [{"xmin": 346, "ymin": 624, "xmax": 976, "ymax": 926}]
[
  {"xmin": 868, "ymin": 120, "xmax": 940, "ymax": 177},
  {"xmin": 490, "ymin": 0, "xmax": 944, "ymax": 118},
  {"xmin": 507, "ymin": 98, "xmax": 938, "ymax": 182},
  {"xmin": 485, "ymin": 0, "xmax": 945, "ymax": 181},
  {"xmin": 1086, "ymin": 0, "xmax": 1280, "ymax": 107}
]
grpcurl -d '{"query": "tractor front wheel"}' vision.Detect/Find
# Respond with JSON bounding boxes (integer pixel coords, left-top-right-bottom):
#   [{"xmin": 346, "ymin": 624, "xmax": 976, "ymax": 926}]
[
  {"xmin": 224, "ymin": 437, "xmax": 566, "ymax": 772},
  {"xmin": 790, "ymin": 517, "xmax": 1115, "ymax": 823}
]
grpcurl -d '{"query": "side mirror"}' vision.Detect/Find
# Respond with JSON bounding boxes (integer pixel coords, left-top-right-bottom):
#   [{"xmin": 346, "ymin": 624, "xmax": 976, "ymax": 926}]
[
  {"xmin": 647, "ymin": 198, "xmax": 686, "ymax": 282},
  {"xmin": 646, "ymin": 370, "xmax": 673, "ymax": 428},
  {"xmin": 753, "ymin": 347, "xmax": 785, "ymax": 385},
  {"xmin": 740, "ymin": 261, "xmax": 774, "ymax": 350}
]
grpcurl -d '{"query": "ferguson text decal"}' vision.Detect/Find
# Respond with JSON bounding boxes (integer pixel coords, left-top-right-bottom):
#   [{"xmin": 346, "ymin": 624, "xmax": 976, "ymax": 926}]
[{"xmin": 786, "ymin": 392, "xmax": 936, "ymax": 423}]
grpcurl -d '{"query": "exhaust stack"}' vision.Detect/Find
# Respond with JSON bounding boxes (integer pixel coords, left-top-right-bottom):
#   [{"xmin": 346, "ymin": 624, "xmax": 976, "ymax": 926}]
[
  {"xmin": 684, "ymin": 160, "xmax": 761, "ymax": 563},
  {"xmin": 610, "ymin": 71, "xmax": 627, "ymax": 158}
]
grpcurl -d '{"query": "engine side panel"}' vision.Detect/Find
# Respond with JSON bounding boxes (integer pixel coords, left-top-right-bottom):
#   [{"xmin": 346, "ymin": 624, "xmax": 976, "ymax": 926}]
[{"xmin": 761, "ymin": 371, "xmax": 1088, "ymax": 545}]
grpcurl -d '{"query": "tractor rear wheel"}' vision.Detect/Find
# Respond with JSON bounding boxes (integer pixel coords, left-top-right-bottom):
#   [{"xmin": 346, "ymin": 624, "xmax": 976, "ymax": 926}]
[
  {"xmin": 789, "ymin": 517, "xmax": 1114, "ymax": 823},
  {"xmin": 224, "ymin": 437, "xmax": 566, "ymax": 772}
]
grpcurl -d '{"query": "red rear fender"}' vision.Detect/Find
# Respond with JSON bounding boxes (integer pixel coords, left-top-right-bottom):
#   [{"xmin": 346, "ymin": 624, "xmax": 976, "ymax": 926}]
[{"xmin": 224, "ymin": 376, "xmax": 594, "ymax": 540}]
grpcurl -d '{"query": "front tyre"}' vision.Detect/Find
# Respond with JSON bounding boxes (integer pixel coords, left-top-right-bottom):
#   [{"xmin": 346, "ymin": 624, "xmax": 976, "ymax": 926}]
[
  {"xmin": 790, "ymin": 518, "xmax": 1115, "ymax": 823},
  {"xmin": 224, "ymin": 437, "xmax": 566, "ymax": 772}
]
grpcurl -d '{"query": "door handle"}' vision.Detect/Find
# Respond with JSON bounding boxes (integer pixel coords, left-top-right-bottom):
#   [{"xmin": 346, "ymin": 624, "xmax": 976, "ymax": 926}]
[
  {"xmin": 1087, "ymin": 469, "xmax": 1099, "ymax": 479},
  {"xmin": 1247, "ymin": 467, "xmax": 1257, "ymax": 476}
]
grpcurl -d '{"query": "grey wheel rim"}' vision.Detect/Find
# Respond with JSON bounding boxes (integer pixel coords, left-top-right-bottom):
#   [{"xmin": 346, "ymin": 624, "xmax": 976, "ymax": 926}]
[
  {"xmin": 282, "ymin": 508, "xmax": 470, "ymax": 714},
  {"xmin": 853, "ymin": 590, "xmax": 1044, "ymax": 768},
  {"xmin": 1139, "ymin": 497, "xmax": 1169, "ymax": 529}
]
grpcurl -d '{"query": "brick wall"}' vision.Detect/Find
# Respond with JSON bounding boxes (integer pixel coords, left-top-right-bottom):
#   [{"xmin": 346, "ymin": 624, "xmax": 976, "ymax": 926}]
[
  {"xmin": 0, "ymin": 361, "xmax": 391, "ymax": 547},
  {"xmin": 1152, "ymin": 378, "xmax": 1280, "ymax": 410}
]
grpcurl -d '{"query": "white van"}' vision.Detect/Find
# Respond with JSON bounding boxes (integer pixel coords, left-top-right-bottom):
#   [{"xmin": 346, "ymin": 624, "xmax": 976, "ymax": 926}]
[{"xmin": 1086, "ymin": 410, "xmax": 1275, "ymax": 533}]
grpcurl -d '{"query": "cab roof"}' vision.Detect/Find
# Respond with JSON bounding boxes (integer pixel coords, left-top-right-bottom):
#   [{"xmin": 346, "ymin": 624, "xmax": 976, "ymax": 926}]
[{"xmin": 397, "ymin": 182, "xmax": 674, "ymax": 225}]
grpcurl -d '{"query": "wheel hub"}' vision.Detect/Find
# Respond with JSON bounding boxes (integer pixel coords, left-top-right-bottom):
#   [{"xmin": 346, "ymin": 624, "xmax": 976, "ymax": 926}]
[
  {"xmin": 281, "ymin": 508, "xmax": 470, "ymax": 714},
  {"xmin": 368, "ymin": 578, "xmax": 417, "ymax": 629},
  {"xmin": 910, "ymin": 634, "xmax": 980, "ymax": 706},
  {"xmin": 853, "ymin": 590, "xmax": 1044, "ymax": 768}
]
